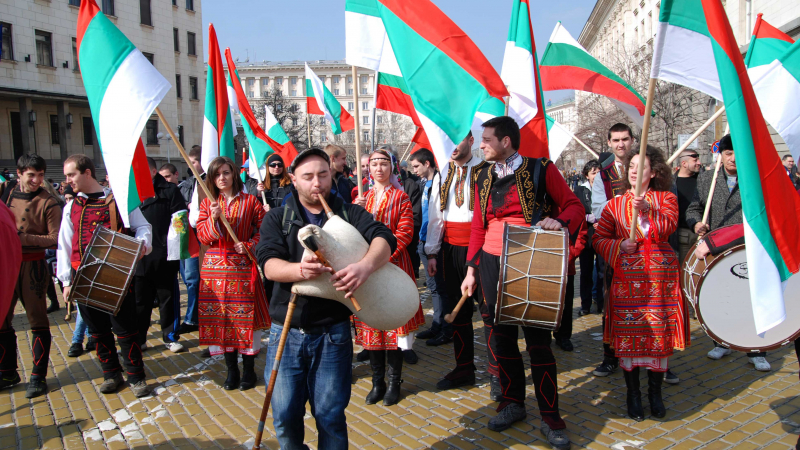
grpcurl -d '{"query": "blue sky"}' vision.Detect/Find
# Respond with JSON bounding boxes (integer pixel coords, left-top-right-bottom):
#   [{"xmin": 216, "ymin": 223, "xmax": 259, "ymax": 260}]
[{"xmin": 202, "ymin": 0, "xmax": 598, "ymax": 103}]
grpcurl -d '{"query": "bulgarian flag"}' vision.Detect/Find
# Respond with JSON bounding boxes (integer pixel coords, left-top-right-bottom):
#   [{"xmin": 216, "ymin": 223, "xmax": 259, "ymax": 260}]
[
  {"xmin": 501, "ymin": 0, "xmax": 549, "ymax": 159},
  {"xmin": 167, "ymin": 210, "xmax": 199, "ymax": 260},
  {"xmin": 201, "ymin": 24, "xmax": 235, "ymax": 171},
  {"xmin": 652, "ymin": 0, "xmax": 800, "ymax": 334},
  {"xmin": 752, "ymin": 40, "xmax": 800, "ymax": 162},
  {"xmin": 411, "ymin": 127, "xmax": 431, "ymax": 153},
  {"xmin": 376, "ymin": 72, "xmax": 421, "ymax": 126},
  {"xmin": 540, "ymin": 22, "xmax": 647, "ymax": 126},
  {"xmin": 225, "ymin": 49, "xmax": 297, "ymax": 178},
  {"xmin": 76, "ymin": 0, "xmax": 165, "ymax": 227},
  {"xmin": 745, "ymin": 14, "xmax": 795, "ymax": 82},
  {"xmin": 305, "ymin": 63, "xmax": 354, "ymax": 135},
  {"xmin": 546, "ymin": 115, "xmax": 573, "ymax": 163}
]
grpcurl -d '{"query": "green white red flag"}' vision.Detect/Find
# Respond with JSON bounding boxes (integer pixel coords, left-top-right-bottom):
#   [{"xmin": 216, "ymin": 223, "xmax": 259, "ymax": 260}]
[
  {"xmin": 545, "ymin": 115, "xmax": 573, "ymax": 163},
  {"xmin": 752, "ymin": 40, "xmax": 800, "ymax": 162},
  {"xmin": 305, "ymin": 63, "xmax": 354, "ymax": 135},
  {"xmin": 745, "ymin": 14, "xmax": 795, "ymax": 81},
  {"xmin": 202, "ymin": 24, "xmax": 235, "ymax": 170},
  {"xmin": 76, "ymin": 0, "xmax": 163, "ymax": 227},
  {"xmin": 653, "ymin": 0, "xmax": 800, "ymax": 334},
  {"xmin": 540, "ymin": 22, "xmax": 647, "ymax": 126}
]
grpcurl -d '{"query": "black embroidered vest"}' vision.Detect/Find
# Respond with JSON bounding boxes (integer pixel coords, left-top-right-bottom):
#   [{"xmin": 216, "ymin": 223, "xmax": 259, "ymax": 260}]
[
  {"xmin": 474, "ymin": 156, "xmax": 552, "ymax": 228},
  {"xmin": 439, "ymin": 160, "xmax": 488, "ymax": 212},
  {"xmin": 600, "ymin": 158, "xmax": 626, "ymax": 200}
]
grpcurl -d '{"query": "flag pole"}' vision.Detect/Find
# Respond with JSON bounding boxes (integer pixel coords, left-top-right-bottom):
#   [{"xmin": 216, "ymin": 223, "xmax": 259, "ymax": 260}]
[
  {"xmin": 371, "ymin": 70, "xmax": 378, "ymax": 153},
  {"xmin": 568, "ymin": 132, "xmax": 599, "ymax": 159},
  {"xmin": 666, "ymin": 106, "xmax": 726, "ymax": 165},
  {"xmin": 400, "ymin": 136, "xmax": 415, "ymax": 162},
  {"xmin": 699, "ymin": 124, "xmax": 731, "ymax": 237},
  {"xmin": 352, "ymin": 66, "xmax": 364, "ymax": 197},
  {"xmin": 154, "ymin": 107, "xmax": 253, "ymax": 264},
  {"xmin": 629, "ymin": 78, "xmax": 658, "ymax": 241},
  {"xmin": 306, "ymin": 113, "xmax": 312, "ymax": 149},
  {"xmin": 249, "ymin": 150, "xmax": 269, "ymax": 207}
]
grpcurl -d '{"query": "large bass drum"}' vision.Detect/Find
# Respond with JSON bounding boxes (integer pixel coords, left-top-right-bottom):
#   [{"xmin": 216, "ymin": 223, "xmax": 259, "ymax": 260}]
[{"xmin": 682, "ymin": 242, "xmax": 800, "ymax": 352}]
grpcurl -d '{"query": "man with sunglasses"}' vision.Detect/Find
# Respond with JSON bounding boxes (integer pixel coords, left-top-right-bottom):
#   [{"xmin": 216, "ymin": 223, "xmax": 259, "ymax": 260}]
[{"xmin": 673, "ymin": 149, "xmax": 702, "ymax": 265}]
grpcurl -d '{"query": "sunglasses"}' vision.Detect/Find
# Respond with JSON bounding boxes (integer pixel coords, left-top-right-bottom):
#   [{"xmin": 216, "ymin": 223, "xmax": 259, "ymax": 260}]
[
  {"xmin": 269, "ymin": 163, "xmax": 284, "ymax": 168},
  {"xmin": 684, "ymin": 154, "xmax": 700, "ymax": 159}
]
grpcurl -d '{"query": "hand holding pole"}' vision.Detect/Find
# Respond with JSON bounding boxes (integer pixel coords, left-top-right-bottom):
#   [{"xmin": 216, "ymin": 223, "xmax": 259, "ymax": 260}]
[{"xmin": 629, "ymin": 78, "xmax": 657, "ymax": 241}]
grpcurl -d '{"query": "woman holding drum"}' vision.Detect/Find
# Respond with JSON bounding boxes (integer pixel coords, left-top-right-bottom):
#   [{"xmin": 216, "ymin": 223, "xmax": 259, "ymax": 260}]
[
  {"xmin": 593, "ymin": 146, "xmax": 689, "ymax": 421},
  {"xmin": 352, "ymin": 149, "xmax": 425, "ymax": 406},
  {"xmin": 197, "ymin": 157, "xmax": 270, "ymax": 391}
]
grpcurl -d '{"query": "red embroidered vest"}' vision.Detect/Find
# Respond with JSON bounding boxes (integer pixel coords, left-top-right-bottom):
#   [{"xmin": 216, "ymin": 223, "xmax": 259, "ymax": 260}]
[{"xmin": 69, "ymin": 193, "xmax": 126, "ymax": 269}]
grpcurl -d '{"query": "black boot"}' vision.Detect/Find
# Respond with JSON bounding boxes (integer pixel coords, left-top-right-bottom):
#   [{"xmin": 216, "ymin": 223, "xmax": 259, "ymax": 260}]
[
  {"xmin": 383, "ymin": 349, "xmax": 403, "ymax": 406},
  {"xmin": 365, "ymin": 350, "xmax": 386, "ymax": 405},
  {"xmin": 648, "ymin": 370, "xmax": 666, "ymax": 418},
  {"xmin": 623, "ymin": 367, "xmax": 644, "ymax": 421},
  {"xmin": 239, "ymin": 354, "xmax": 257, "ymax": 391},
  {"xmin": 0, "ymin": 329, "xmax": 19, "ymax": 390},
  {"xmin": 223, "ymin": 351, "xmax": 240, "ymax": 390}
]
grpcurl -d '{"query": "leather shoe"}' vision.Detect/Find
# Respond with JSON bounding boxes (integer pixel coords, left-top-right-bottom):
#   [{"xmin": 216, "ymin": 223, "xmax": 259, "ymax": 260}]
[
  {"xmin": 402, "ymin": 350, "xmax": 418, "ymax": 365},
  {"xmin": 426, "ymin": 333, "xmax": 452, "ymax": 346},
  {"xmin": 436, "ymin": 372, "xmax": 475, "ymax": 390},
  {"xmin": 178, "ymin": 323, "xmax": 199, "ymax": 334},
  {"xmin": 556, "ymin": 338, "xmax": 574, "ymax": 352},
  {"xmin": 25, "ymin": 376, "xmax": 47, "ymax": 398},
  {"xmin": 416, "ymin": 328, "xmax": 437, "ymax": 340},
  {"xmin": 67, "ymin": 343, "xmax": 83, "ymax": 358}
]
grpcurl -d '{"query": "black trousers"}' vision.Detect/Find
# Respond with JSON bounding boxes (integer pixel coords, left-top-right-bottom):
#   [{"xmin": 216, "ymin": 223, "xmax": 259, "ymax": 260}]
[
  {"xmin": 78, "ymin": 289, "xmax": 145, "ymax": 382},
  {"xmin": 553, "ymin": 275, "xmax": 575, "ymax": 341},
  {"xmin": 479, "ymin": 251, "xmax": 566, "ymax": 431},
  {"xmin": 578, "ymin": 245, "xmax": 604, "ymax": 311},
  {"xmin": 443, "ymin": 243, "xmax": 483, "ymax": 378},
  {"xmin": 133, "ymin": 258, "xmax": 181, "ymax": 345}
]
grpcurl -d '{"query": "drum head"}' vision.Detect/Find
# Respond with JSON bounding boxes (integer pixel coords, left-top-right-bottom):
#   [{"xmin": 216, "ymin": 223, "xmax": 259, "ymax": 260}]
[{"xmin": 696, "ymin": 246, "xmax": 800, "ymax": 352}]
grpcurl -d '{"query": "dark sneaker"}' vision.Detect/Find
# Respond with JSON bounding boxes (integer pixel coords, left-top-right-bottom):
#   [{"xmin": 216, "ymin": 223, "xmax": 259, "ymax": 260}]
[
  {"xmin": 25, "ymin": 376, "xmax": 47, "ymax": 398},
  {"xmin": 578, "ymin": 309, "xmax": 591, "ymax": 316},
  {"xmin": 416, "ymin": 328, "xmax": 437, "ymax": 340},
  {"xmin": 0, "ymin": 372, "xmax": 21, "ymax": 390},
  {"xmin": 356, "ymin": 349, "xmax": 370, "ymax": 362},
  {"xmin": 99, "ymin": 373, "xmax": 124, "ymax": 394},
  {"xmin": 402, "ymin": 350, "xmax": 418, "ymax": 365},
  {"xmin": 592, "ymin": 359, "xmax": 618, "ymax": 377},
  {"xmin": 86, "ymin": 337, "xmax": 97, "ymax": 352},
  {"xmin": 426, "ymin": 333, "xmax": 452, "ymax": 346},
  {"xmin": 541, "ymin": 421, "xmax": 571, "ymax": 450},
  {"xmin": 487, "ymin": 402, "xmax": 527, "ymax": 432},
  {"xmin": 489, "ymin": 375, "xmax": 502, "ymax": 402},
  {"xmin": 436, "ymin": 372, "xmax": 475, "ymax": 390},
  {"xmin": 664, "ymin": 369, "xmax": 679, "ymax": 384},
  {"xmin": 130, "ymin": 380, "xmax": 150, "ymax": 398},
  {"xmin": 178, "ymin": 323, "xmax": 199, "ymax": 334},
  {"xmin": 556, "ymin": 339, "xmax": 574, "ymax": 352},
  {"xmin": 67, "ymin": 343, "xmax": 83, "ymax": 357}
]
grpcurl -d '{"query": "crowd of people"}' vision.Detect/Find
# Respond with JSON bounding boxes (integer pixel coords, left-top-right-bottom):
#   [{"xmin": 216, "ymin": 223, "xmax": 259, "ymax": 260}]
[{"xmin": 0, "ymin": 116, "xmax": 798, "ymax": 450}]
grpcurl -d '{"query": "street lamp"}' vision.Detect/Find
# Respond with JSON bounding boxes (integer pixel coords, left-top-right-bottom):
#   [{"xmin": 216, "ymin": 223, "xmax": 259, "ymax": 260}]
[
  {"xmin": 157, "ymin": 132, "xmax": 172, "ymax": 163},
  {"xmin": 28, "ymin": 110, "xmax": 37, "ymax": 126},
  {"xmin": 66, "ymin": 113, "xmax": 73, "ymax": 129}
]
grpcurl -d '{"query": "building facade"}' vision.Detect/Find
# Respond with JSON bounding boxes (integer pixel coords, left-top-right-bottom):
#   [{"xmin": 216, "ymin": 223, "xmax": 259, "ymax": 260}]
[{"xmin": 0, "ymin": 0, "xmax": 205, "ymax": 180}]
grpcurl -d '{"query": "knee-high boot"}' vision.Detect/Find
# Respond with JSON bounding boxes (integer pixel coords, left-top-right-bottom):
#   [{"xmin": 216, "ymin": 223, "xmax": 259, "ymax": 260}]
[
  {"xmin": 223, "ymin": 350, "xmax": 240, "ymax": 390},
  {"xmin": 648, "ymin": 370, "xmax": 666, "ymax": 418},
  {"xmin": 365, "ymin": 350, "xmax": 386, "ymax": 405},
  {"xmin": 240, "ymin": 354, "xmax": 257, "ymax": 391},
  {"xmin": 623, "ymin": 367, "xmax": 644, "ymax": 421},
  {"xmin": 0, "ymin": 329, "xmax": 19, "ymax": 389},
  {"xmin": 384, "ymin": 349, "xmax": 403, "ymax": 406}
]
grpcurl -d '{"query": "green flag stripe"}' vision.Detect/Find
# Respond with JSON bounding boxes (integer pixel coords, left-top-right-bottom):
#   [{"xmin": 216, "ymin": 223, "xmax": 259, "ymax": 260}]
[
  {"xmin": 219, "ymin": 107, "xmax": 236, "ymax": 160},
  {"xmin": 345, "ymin": 0, "xmax": 380, "ymax": 17},
  {"xmin": 747, "ymin": 38, "xmax": 793, "ymax": 68},
  {"xmin": 779, "ymin": 41, "xmax": 800, "ymax": 82},
  {"xmin": 377, "ymin": 72, "xmax": 411, "ymax": 95},
  {"xmin": 267, "ymin": 123, "xmax": 291, "ymax": 146},
  {"xmin": 241, "ymin": 114, "xmax": 273, "ymax": 166},
  {"xmin": 204, "ymin": 65, "xmax": 218, "ymax": 125},
  {"xmin": 125, "ymin": 167, "xmax": 141, "ymax": 213},
  {"xmin": 660, "ymin": 0, "xmax": 711, "ymax": 37},
  {"xmin": 509, "ymin": 1, "xmax": 532, "ymax": 54}
]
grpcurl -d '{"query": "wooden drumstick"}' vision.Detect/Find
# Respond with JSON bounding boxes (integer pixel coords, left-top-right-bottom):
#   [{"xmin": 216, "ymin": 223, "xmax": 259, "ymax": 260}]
[
  {"xmin": 64, "ymin": 301, "xmax": 73, "ymax": 322},
  {"xmin": 252, "ymin": 293, "xmax": 297, "ymax": 450},
  {"xmin": 301, "ymin": 236, "xmax": 362, "ymax": 312},
  {"xmin": 445, "ymin": 292, "xmax": 471, "ymax": 324}
]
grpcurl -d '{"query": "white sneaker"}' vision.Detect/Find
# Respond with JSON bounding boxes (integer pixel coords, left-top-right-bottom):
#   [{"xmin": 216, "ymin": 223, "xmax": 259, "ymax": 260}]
[
  {"xmin": 707, "ymin": 347, "xmax": 732, "ymax": 360},
  {"xmin": 749, "ymin": 356, "xmax": 771, "ymax": 372},
  {"xmin": 167, "ymin": 342, "xmax": 185, "ymax": 353}
]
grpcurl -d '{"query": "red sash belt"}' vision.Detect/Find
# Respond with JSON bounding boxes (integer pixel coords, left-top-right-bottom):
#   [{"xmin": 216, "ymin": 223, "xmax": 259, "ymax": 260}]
[
  {"xmin": 443, "ymin": 221, "xmax": 472, "ymax": 247},
  {"xmin": 483, "ymin": 217, "xmax": 529, "ymax": 256}
]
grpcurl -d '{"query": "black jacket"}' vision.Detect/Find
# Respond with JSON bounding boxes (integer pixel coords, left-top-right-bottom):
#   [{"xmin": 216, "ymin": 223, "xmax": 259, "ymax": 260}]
[
  {"xmin": 246, "ymin": 177, "xmax": 293, "ymax": 209},
  {"xmin": 256, "ymin": 191, "xmax": 397, "ymax": 328},
  {"xmin": 136, "ymin": 174, "xmax": 187, "ymax": 274},
  {"xmin": 333, "ymin": 172, "xmax": 355, "ymax": 204},
  {"xmin": 574, "ymin": 184, "xmax": 594, "ymax": 243},
  {"xmin": 178, "ymin": 173, "xmax": 206, "ymax": 204}
]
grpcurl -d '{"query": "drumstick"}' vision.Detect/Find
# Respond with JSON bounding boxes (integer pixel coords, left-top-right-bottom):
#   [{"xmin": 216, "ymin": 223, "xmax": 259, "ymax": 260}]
[
  {"xmin": 301, "ymin": 236, "xmax": 362, "ymax": 312},
  {"xmin": 252, "ymin": 293, "xmax": 297, "ymax": 450},
  {"xmin": 64, "ymin": 301, "xmax": 73, "ymax": 322},
  {"xmin": 444, "ymin": 292, "xmax": 471, "ymax": 323}
]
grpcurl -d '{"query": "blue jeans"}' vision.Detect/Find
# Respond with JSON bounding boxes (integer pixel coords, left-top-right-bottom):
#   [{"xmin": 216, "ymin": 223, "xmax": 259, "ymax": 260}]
[
  {"xmin": 417, "ymin": 242, "xmax": 443, "ymax": 327},
  {"xmin": 265, "ymin": 320, "xmax": 352, "ymax": 450},
  {"xmin": 180, "ymin": 256, "xmax": 200, "ymax": 325},
  {"xmin": 71, "ymin": 307, "xmax": 88, "ymax": 344}
]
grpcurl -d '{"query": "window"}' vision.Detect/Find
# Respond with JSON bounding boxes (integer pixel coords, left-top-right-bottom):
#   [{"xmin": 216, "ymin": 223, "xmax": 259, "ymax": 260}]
[
  {"xmin": 69, "ymin": 0, "xmax": 80, "ymax": 5},
  {"xmin": 146, "ymin": 119, "xmax": 158, "ymax": 145},
  {"xmin": 275, "ymin": 77, "xmax": 283, "ymax": 86},
  {"xmin": 333, "ymin": 75, "xmax": 340, "ymax": 84},
  {"xmin": 72, "ymin": 37, "xmax": 79, "ymax": 72},
  {"xmin": 142, "ymin": 52, "xmax": 154, "ymax": 66},
  {"xmin": 186, "ymin": 0, "xmax": 194, "ymax": 11},
  {"xmin": 320, "ymin": 134, "xmax": 327, "ymax": 143},
  {"xmin": 290, "ymin": 77, "xmax": 297, "ymax": 85},
  {"xmin": 276, "ymin": 104, "xmax": 282, "ymax": 111},
  {"xmin": 360, "ymin": 75, "xmax": 368, "ymax": 85},
  {"xmin": 50, "ymin": 115, "xmax": 60, "ymax": 145},
  {"xmin": 290, "ymin": 90, "xmax": 297, "ymax": 97},
  {"xmin": 347, "ymin": 75, "xmax": 352, "ymax": 83},
  {"xmin": 361, "ymin": 87, "xmax": 368, "ymax": 95},
  {"xmin": 175, "ymin": 74, "xmax": 181, "ymax": 98},
  {"xmin": 249, "ymin": 91, "xmax": 254, "ymax": 98},
  {"xmin": 261, "ymin": 78, "xmax": 268, "ymax": 86},
  {"xmin": 334, "ymin": 89, "xmax": 340, "ymax": 96},
  {"xmin": 377, "ymin": 115, "xmax": 383, "ymax": 124},
  {"xmin": 0, "ymin": 23, "xmax": 12, "ymax": 61},
  {"xmin": 292, "ymin": 118, "xmax": 298, "ymax": 127},
  {"xmin": 363, "ymin": 116, "xmax": 369, "ymax": 125},
  {"xmin": 102, "ymin": 0, "xmax": 115, "ymax": 15},
  {"xmin": 35, "ymin": 30, "xmax": 53, "ymax": 67},
  {"xmin": 187, "ymin": 32, "xmax": 196, "ymax": 55},
  {"xmin": 348, "ymin": 102, "xmax": 354, "ymax": 111},
  {"xmin": 362, "ymin": 101, "xmax": 369, "ymax": 111},
  {"xmin": 173, "ymin": 28, "xmax": 179, "ymax": 52},
  {"xmin": 189, "ymin": 76, "xmax": 198, "ymax": 100},
  {"xmin": 82, "ymin": 117, "xmax": 94, "ymax": 146},
  {"xmin": 363, "ymin": 131, "xmax": 369, "ymax": 142},
  {"xmin": 318, "ymin": 76, "xmax": 325, "ymax": 85},
  {"xmin": 247, "ymin": 79, "xmax": 254, "ymax": 87},
  {"xmin": 140, "ymin": 0, "xmax": 152, "ymax": 26},
  {"xmin": 347, "ymin": 89, "xmax": 353, "ymax": 95},
  {"xmin": 172, "ymin": 0, "xmax": 177, "ymax": 5},
  {"xmin": 177, "ymin": 125, "xmax": 184, "ymax": 146}
]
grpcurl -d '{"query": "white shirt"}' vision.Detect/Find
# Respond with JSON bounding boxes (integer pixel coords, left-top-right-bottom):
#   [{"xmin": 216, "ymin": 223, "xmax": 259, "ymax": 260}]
[
  {"xmin": 424, "ymin": 157, "xmax": 485, "ymax": 255},
  {"xmin": 57, "ymin": 192, "xmax": 153, "ymax": 286}
]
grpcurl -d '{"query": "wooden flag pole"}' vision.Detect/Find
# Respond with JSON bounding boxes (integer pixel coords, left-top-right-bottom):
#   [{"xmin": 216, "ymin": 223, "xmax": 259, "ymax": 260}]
[
  {"xmin": 569, "ymin": 133, "xmax": 600, "ymax": 159},
  {"xmin": 628, "ymin": 78, "xmax": 658, "ymax": 241},
  {"xmin": 400, "ymin": 138, "xmax": 415, "ymax": 162},
  {"xmin": 154, "ymin": 107, "xmax": 254, "ymax": 264},
  {"xmin": 306, "ymin": 113, "xmax": 312, "ymax": 149},
  {"xmin": 352, "ymin": 66, "xmax": 364, "ymax": 197},
  {"xmin": 253, "ymin": 155, "xmax": 269, "ymax": 208},
  {"xmin": 666, "ymin": 106, "xmax": 727, "ymax": 165},
  {"xmin": 698, "ymin": 124, "xmax": 731, "ymax": 237}
]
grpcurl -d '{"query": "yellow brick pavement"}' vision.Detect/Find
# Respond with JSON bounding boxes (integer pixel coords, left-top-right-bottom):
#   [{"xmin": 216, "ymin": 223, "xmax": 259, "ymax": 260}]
[{"xmin": 1, "ymin": 279, "xmax": 800, "ymax": 449}]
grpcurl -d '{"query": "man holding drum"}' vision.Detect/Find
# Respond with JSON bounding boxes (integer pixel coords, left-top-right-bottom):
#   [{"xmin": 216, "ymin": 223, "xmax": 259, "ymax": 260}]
[
  {"xmin": 461, "ymin": 117, "xmax": 584, "ymax": 449},
  {"xmin": 57, "ymin": 155, "xmax": 153, "ymax": 397},
  {"xmin": 685, "ymin": 135, "xmax": 771, "ymax": 372}
]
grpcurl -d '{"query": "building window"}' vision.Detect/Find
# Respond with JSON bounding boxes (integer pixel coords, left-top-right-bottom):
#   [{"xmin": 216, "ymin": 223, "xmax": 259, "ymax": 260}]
[
  {"xmin": 290, "ymin": 77, "xmax": 297, "ymax": 85},
  {"xmin": 320, "ymin": 134, "xmax": 327, "ymax": 143},
  {"xmin": 177, "ymin": 125, "xmax": 184, "ymax": 146},
  {"xmin": 334, "ymin": 89, "xmax": 339, "ymax": 96},
  {"xmin": 348, "ymin": 102, "xmax": 354, "ymax": 111},
  {"xmin": 0, "ymin": 23, "xmax": 12, "ymax": 61},
  {"xmin": 363, "ymin": 131, "xmax": 369, "ymax": 142},
  {"xmin": 377, "ymin": 115, "xmax": 383, "ymax": 124},
  {"xmin": 318, "ymin": 76, "xmax": 325, "ymax": 85},
  {"xmin": 360, "ymin": 75, "xmax": 368, "ymax": 85},
  {"xmin": 69, "ymin": 0, "xmax": 80, "ymax": 5},
  {"xmin": 361, "ymin": 88, "xmax": 368, "ymax": 95},
  {"xmin": 275, "ymin": 77, "xmax": 283, "ymax": 86},
  {"xmin": 290, "ymin": 90, "xmax": 297, "ymax": 97},
  {"xmin": 82, "ymin": 117, "xmax": 94, "ymax": 146},
  {"xmin": 363, "ymin": 116, "xmax": 369, "ymax": 125},
  {"xmin": 186, "ymin": 0, "xmax": 194, "ymax": 11},
  {"xmin": 347, "ymin": 89, "xmax": 353, "ymax": 96},
  {"xmin": 249, "ymin": 91, "xmax": 254, "ymax": 98},
  {"xmin": 175, "ymin": 74, "xmax": 181, "ymax": 98},
  {"xmin": 50, "ymin": 115, "xmax": 60, "ymax": 145},
  {"xmin": 261, "ymin": 78, "xmax": 268, "ymax": 86},
  {"xmin": 35, "ymin": 30, "xmax": 53, "ymax": 67},
  {"xmin": 142, "ymin": 52, "xmax": 154, "ymax": 66},
  {"xmin": 189, "ymin": 76, "xmax": 198, "ymax": 100},
  {"xmin": 172, "ymin": 0, "xmax": 176, "ymax": 5},
  {"xmin": 102, "ymin": 0, "xmax": 115, "ymax": 15},
  {"xmin": 140, "ymin": 0, "xmax": 152, "ymax": 26},
  {"xmin": 333, "ymin": 75, "xmax": 340, "ymax": 84},
  {"xmin": 173, "ymin": 28, "xmax": 179, "ymax": 52},
  {"xmin": 247, "ymin": 79, "xmax": 254, "ymax": 87},
  {"xmin": 187, "ymin": 32, "xmax": 196, "ymax": 56},
  {"xmin": 146, "ymin": 119, "xmax": 158, "ymax": 145},
  {"xmin": 347, "ymin": 75, "xmax": 352, "ymax": 83},
  {"xmin": 362, "ymin": 101, "xmax": 369, "ymax": 111},
  {"xmin": 72, "ymin": 37, "xmax": 79, "ymax": 72},
  {"xmin": 292, "ymin": 118, "xmax": 298, "ymax": 127}
]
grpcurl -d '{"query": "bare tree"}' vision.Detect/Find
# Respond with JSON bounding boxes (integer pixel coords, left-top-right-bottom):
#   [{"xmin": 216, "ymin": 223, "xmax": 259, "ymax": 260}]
[{"xmin": 250, "ymin": 87, "xmax": 310, "ymax": 151}]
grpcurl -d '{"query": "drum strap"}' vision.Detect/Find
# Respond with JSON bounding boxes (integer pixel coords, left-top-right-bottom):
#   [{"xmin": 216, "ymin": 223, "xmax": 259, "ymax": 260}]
[
  {"xmin": 282, "ymin": 203, "xmax": 349, "ymax": 237},
  {"xmin": 1, "ymin": 180, "xmax": 18, "ymax": 205},
  {"xmin": 107, "ymin": 194, "xmax": 119, "ymax": 233},
  {"xmin": 529, "ymin": 160, "xmax": 549, "ymax": 226}
]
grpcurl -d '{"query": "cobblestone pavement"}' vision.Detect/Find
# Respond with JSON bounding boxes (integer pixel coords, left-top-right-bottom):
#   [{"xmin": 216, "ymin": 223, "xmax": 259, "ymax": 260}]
[{"xmin": 2, "ymin": 274, "xmax": 800, "ymax": 450}]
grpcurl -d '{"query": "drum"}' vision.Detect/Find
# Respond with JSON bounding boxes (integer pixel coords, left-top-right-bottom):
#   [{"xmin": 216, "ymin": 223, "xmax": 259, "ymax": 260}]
[
  {"xmin": 496, "ymin": 224, "xmax": 569, "ymax": 330},
  {"xmin": 68, "ymin": 226, "xmax": 143, "ymax": 316},
  {"xmin": 682, "ymin": 242, "xmax": 800, "ymax": 352}
]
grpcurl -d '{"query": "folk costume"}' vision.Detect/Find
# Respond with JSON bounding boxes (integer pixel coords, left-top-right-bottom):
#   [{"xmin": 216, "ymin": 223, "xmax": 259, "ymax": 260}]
[
  {"xmin": 0, "ymin": 181, "xmax": 60, "ymax": 397},
  {"xmin": 466, "ymin": 153, "xmax": 584, "ymax": 432},
  {"xmin": 57, "ymin": 192, "xmax": 152, "ymax": 390},
  {"xmin": 425, "ymin": 157, "xmax": 488, "ymax": 387}
]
